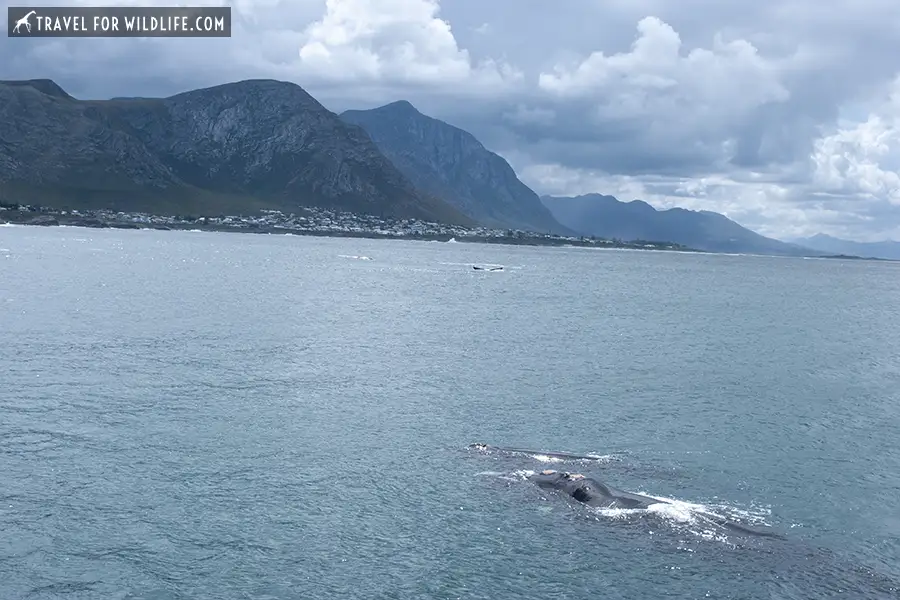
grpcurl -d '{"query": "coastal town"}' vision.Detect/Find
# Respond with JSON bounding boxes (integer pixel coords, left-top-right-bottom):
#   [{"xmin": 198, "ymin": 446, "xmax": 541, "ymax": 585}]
[{"xmin": 0, "ymin": 202, "xmax": 694, "ymax": 252}]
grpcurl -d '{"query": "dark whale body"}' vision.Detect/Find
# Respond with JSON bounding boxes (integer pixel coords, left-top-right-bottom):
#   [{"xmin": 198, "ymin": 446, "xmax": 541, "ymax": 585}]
[
  {"xmin": 468, "ymin": 443, "xmax": 605, "ymax": 461},
  {"xmin": 530, "ymin": 469, "xmax": 658, "ymax": 509},
  {"xmin": 530, "ymin": 469, "xmax": 786, "ymax": 539}
]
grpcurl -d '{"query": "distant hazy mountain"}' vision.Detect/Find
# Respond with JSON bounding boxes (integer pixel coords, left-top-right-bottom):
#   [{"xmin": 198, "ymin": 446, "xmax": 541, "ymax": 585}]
[
  {"xmin": 790, "ymin": 234, "xmax": 900, "ymax": 260},
  {"xmin": 0, "ymin": 79, "xmax": 474, "ymax": 225},
  {"xmin": 541, "ymin": 194, "xmax": 822, "ymax": 256},
  {"xmin": 341, "ymin": 101, "xmax": 569, "ymax": 234}
]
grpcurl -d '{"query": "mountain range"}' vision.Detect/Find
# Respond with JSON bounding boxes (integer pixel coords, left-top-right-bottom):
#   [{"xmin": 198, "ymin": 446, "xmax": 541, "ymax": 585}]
[
  {"xmin": 0, "ymin": 76, "xmax": 879, "ymax": 258},
  {"xmin": 787, "ymin": 234, "xmax": 900, "ymax": 260},
  {"xmin": 340, "ymin": 101, "xmax": 568, "ymax": 235},
  {"xmin": 0, "ymin": 78, "xmax": 473, "ymax": 225},
  {"xmin": 541, "ymin": 194, "xmax": 821, "ymax": 257}
]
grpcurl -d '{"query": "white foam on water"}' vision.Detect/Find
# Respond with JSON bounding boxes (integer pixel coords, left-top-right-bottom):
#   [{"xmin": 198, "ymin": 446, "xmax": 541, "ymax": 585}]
[
  {"xmin": 510, "ymin": 450, "xmax": 619, "ymax": 464},
  {"xmin": 439, "ymin": 261, "xmax": 523, "ymax": 270},
  {"xmin": 480, "ymin": 468, "xmax": 771, "ymax": 545},
  {"xmin": 583, "ymin": 453, "xmax": 617, "ymax": 461},
  {"xmin": 640, "ymin": 492, "xmax": 739, "ymax": 524},
  {"xmin": 475, "ymin": 468, "xmax": 537, "ymax": 483},
  {"xmin": 702, "ymin": 500, "xmax": 773, "ymax": 526},
  {"xmin": 582, "ymin": 493, "xmax": 703, "ymax": 523},
  {"xmin": 530, "ymin": 454, "xmax": 566, "ymax": 463},
  {"xmin": 0, "ymin": 223, "xmax": 16, "ymax": 227},
  {"xmin": 338, "ymin": 254, "xmax": 372, "ymax": 260},
  {"xmin": 588, "ymin": 490, "xmax": 773, "ymax": 544},
  {"xmin": 510, "ymin": 469, "xmax": 536, "ymax": 480},
  {"xmin": 589, "ymin": 506, "xmax": 645, "ymax": 520},
  {"xmin": 645, "ymin": 500, "xmax": 701, "ymax": 523}
]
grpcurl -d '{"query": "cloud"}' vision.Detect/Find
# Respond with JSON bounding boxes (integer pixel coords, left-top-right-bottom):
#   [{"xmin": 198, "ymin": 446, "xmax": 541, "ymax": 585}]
[
  {"xmin": 538, "ymin": 17, "xmax": 788, "ymax": 104},
  {"xmin": 295, "ymin": 0, "xmax": 521, "ymax": 91},
  {"xmin": 1, "ymin": 0, "xmax": 900, "ymax": 240},
  {"xmin": 494, "ymin": 16, "xmax": 797, "ymax": 177},
  {"xmin": 0, "ymin": 0, "xmax": 521, "ymax": 100},
  {"xmin": 536, "ymin": 16, "xmax": 793, "ymax": 151},
  {"xmin": 811, "ymin": 76, "xmax": 900, "ymax": 207},
  {"xmin": 480, "ymin": 8, "xmax": 900, "ymax": 241}
]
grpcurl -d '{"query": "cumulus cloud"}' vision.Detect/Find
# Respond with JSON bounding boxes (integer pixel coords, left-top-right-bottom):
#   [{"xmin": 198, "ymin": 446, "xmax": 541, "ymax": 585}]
[
  {"xmin": 1, "ymin": 0, "xmax": 521, "ymax": 99},
  {"xmin": 536, "ymin": 16, "xmax": 792, "ymax": 147},
  {"xmin": 1, "ymin": 0, "xmax": 900, "ymax": 240},
  {"xmin": 487, "ymin": 11, "xmax": 900, "ymax": 241},
  {"xmin": 811, "ymin": 76, "xmax": 900, "ymax": 207},
  {"xmin": 295, "ymin": 0, "xmax": 521, "ymax": 91},
  {"xmin": 538, "ymin": 17, "xmax": 787, "ymax": 103},
  {"xmin": 495, "ymin": 16, "xmax": 797, "ymax": 177}
]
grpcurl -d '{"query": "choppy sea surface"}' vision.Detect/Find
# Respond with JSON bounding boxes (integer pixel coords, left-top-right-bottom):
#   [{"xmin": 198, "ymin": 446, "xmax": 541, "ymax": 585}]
[{"xmin": 1, "ymin": 225, "xmax": 899, "ymax": 600}]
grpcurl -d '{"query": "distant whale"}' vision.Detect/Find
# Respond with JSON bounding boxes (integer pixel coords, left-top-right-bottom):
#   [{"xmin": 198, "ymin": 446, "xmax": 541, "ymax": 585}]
[
  {"xmin": 468, "ymin": 443, "xmax": 607, "ymax": 461},
  {"xmin": 530, "ymin": 469, "xmax": 785, "ymax": 539},
  {"xmin": 472, "ymin": 265, "xmax": 503, "ymax": 271}
]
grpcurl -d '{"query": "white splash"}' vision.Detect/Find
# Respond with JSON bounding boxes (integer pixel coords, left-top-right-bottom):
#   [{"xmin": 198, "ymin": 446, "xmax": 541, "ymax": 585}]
[
  {"xmin": 530, "ymin": 454, "xmax": 565, "ymax": 463},
  {"xmin": 510, "ymin": 469, "xmax": 536, "ymax": 480},
  {"xmin": 513, "ymin": 450, "xmax": 619, "ymax": 464},
  {"xmin": 589, "ymin": 490, "xmax": 773, "ymax": 544}
]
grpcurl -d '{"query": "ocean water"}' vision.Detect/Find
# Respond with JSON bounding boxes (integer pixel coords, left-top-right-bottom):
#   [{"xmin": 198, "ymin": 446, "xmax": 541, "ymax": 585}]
[{"xmin": 1, "ymin": 225, "xmax": 899, "ymax": 600}]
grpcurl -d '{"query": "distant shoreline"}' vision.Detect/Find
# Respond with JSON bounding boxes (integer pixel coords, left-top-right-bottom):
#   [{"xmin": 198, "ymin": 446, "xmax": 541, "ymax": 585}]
[
  {"xmin": 2, "ymin": 208, "xmax": 894, "ymax": 261},
  {"xmin": 0, "ymin": 208, "xmax": 699, "ymax": 253}
]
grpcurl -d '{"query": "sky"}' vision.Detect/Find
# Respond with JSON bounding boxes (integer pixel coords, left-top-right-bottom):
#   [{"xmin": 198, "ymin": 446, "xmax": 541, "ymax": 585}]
[{"xmin": 2, "ymin": 0, "xmax": 899, "ymax": 242}]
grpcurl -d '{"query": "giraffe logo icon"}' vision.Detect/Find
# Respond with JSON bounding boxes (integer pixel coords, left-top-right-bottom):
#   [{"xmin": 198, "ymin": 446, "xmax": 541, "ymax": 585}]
[{"xmin": 12, "ymin": 10, "xmax": 37, "ymax": 34}]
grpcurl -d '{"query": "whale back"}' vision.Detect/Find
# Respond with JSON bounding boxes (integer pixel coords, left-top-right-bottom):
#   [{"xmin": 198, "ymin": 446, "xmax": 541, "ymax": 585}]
[
  {"xmin": 531, "ymin": 471, "xmax": 660, "ymax": 510},
  {"xmin": 573, "ymin": 478, "xmax": 658, "ymax": 509}
]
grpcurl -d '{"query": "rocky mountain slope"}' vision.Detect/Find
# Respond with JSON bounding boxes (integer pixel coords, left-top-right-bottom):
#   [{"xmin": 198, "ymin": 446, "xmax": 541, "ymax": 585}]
[
  {"xmin": 0, "ymin": 79, "xmax": 474, "ymax": 225},
  {"xmin": 341, "ymin": 101, "xmax": 568, "ymax": 234},
  {"xmin": 542, "ymin": 194, "xmax": 823, "ymax": 256}
]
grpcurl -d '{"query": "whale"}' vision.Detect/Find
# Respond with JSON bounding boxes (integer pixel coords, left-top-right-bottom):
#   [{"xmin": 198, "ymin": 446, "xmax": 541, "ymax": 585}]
[
  {"xmin": 530, "ymin": 469, "xmax": 785, "ymax": 539},
  {"xmin": 530, "ymin": 469, "xmax": 659, "ymax": 509},
  {"xmin": 468, "ymin": 442, "xmax": 607, "ymax": 461}
]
